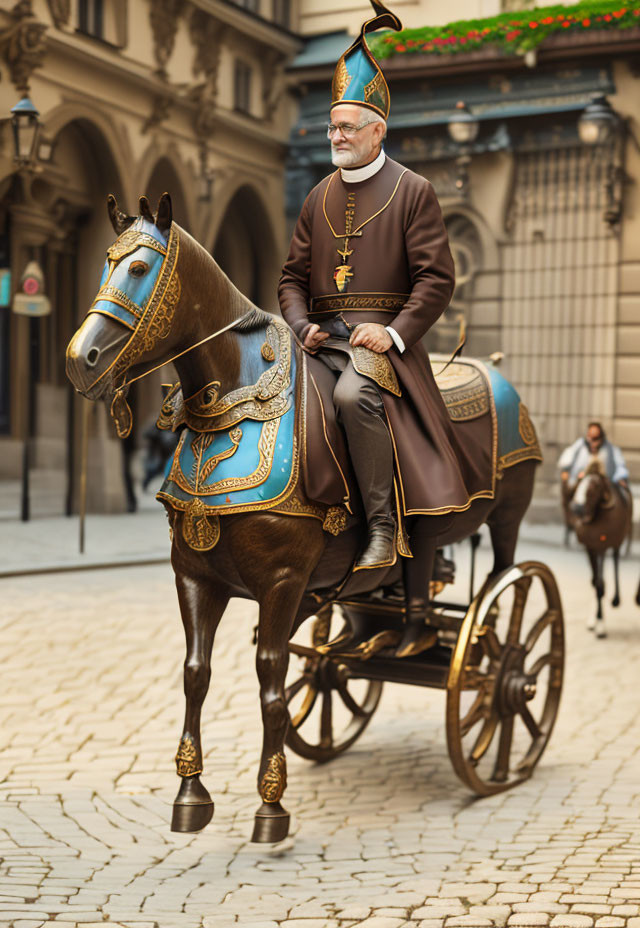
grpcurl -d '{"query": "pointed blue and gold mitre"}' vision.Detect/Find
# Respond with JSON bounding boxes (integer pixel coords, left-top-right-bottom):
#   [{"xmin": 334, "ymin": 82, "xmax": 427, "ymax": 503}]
[{"xmin": 331, "ymin": 0, "xmax": 402, "ymax": 120}]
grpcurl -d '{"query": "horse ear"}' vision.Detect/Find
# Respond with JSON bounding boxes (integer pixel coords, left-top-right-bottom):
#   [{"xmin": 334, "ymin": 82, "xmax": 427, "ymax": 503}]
[
  {"xmin": 139, "ymin": 195, "xmax": 154, "ymax": 223},
  {"xmin": 156, "ymin": 192, "xmax": 173, "ymax": 233},
  {"xmin": 107, "ymin": 194, "xmax": 134, "ymax": 234}
]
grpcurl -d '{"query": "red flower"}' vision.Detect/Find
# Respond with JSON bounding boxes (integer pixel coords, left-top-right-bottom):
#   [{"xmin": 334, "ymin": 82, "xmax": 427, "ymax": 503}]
[
  {"xmin": 541, "ymin": 16, "xmax": 554, "ymax": 24},
  {"xmin": 395, "ymin": 43, "xmax": 406, "ymax": 51},
  {"xmin": 529, "ymin": 20, "xmax": 538, "ymax": 28},
  {"xmin": 613, "ymin": 9, "xmax": 625, "ymax": 16},
  {"xmin": 506, "ymin": 29, "xmax": 521, "ymax": 39},
  {"xmin": 459, "ymin": 36, "xmax": 467, "ymax": 43},
  {"xmin": 604, "ymin": 13, "xmax": 612, "ymax": 20},
  {"xmin": 582, "ymin": 18, "xmax": 591, "ymax": 25},
  {"xmin": 562, "ymin": 20, "xmax": 571, "ymax": 26}
]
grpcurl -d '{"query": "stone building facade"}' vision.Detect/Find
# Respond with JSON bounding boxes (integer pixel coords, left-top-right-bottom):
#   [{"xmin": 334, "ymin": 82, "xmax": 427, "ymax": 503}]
[
  {"xmin": 289, "ymin": 0, "xmax": 640, "ymax": 517},
  {"xmin": 0, "ymin": 0, "xmax": 300, "ymax": 514}
]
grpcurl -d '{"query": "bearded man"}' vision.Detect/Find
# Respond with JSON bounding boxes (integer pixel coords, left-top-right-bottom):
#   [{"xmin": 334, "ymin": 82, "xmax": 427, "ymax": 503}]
[{"xmin": 279, "ymin": 0, "xmax": 491, "ymax": 655}]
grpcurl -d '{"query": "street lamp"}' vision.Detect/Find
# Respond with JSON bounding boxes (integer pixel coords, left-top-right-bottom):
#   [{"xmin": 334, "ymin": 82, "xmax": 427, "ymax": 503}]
[
  {"xmin": 578, "ymin": 95, "xmax": 625, "ymax": 228},
  {"xmin": 10, "ymin": 96, "xmax": 41, "ymax": 167},
  {"xmin": 448, "ymin": 101, "xmax": 479, "ymax": 146},
  {"xmin": 447, "ymin": 102, "xmax": 479, "ymax": 195},
  {"xmin": 578, "ymin": 95, "xmax": 620, "ymax": 147},
  {"xmin": 8, "ymin": 96, "xmax": 43, "ymax": 521}
]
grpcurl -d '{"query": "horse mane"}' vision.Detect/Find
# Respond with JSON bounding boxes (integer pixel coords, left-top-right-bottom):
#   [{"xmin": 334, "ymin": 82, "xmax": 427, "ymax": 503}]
[{"xmin": 173, "ymin": 222, "xmax": 271, "ymax": 330}]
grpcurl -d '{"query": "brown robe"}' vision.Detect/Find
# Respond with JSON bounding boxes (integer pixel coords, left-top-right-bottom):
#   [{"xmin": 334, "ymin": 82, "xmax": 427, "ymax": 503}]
[{"xmin": 278, "ymin": 155, "xmax": 492, "ymax": 515}]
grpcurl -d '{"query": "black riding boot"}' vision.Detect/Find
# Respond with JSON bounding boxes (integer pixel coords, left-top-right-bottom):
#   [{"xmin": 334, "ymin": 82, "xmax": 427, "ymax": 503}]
[{"xmin": 396, "ymin": 515, "xmax": 454, "ymax": 657}]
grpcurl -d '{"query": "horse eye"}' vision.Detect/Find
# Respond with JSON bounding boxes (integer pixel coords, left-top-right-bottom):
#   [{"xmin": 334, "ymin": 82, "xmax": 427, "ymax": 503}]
[{"xmin": 129, "ymin": 261, "xmax": 149, "ymax": 278}]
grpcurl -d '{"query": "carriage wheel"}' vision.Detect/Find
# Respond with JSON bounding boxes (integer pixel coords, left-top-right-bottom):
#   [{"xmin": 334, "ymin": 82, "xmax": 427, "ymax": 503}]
[
  {"xmin": 446, "ymin": 561, "xmax": 564, "ymax": 796},
  {"xmin": 285, "ymin": 605, "xmax": 383, "ymax": 762}
]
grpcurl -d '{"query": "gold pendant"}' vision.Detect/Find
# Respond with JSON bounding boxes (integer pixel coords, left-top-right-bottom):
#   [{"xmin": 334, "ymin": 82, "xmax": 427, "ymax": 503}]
[{"xmin": 334, "ymin": 264, "xmax": 353, "ymax": 292}]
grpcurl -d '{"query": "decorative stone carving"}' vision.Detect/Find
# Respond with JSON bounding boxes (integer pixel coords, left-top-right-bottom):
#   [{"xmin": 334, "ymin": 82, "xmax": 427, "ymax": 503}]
[
  {"xmin": 0, "ymin": 1, "xmax": 48, "ymax": 95},
  {"xmin": 142, "ymin": 94, "xmax": 172, "ymax": 134},
  {"xmin": 45, "ymin": 0, "xmax": 70, "ymax": 29},
  {"xmin": 188, "ymin": 7, "xmax": 225, "ymax": 137},
  {"xmin": 261, "ymin": 49, "xmax": 285, "ymax": 121},
  {"xmin": 149, "ymin": 0, "xmax": 184, "ymax": 79}
]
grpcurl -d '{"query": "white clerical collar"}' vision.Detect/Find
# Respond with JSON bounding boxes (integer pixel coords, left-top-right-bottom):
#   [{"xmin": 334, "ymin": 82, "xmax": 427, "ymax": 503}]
[{"xmin": 340, "ymin": 149, "xmax": 386, "ymax": 183}]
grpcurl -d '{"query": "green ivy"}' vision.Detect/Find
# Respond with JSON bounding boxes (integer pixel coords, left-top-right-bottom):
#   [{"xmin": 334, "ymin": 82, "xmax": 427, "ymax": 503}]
[{"xmin": 369, "ymin": 0, "xmax": 640, "ymax": 58}]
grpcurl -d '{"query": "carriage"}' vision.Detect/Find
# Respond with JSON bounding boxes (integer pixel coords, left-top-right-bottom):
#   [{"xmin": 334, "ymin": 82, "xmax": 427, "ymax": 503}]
[{"xmin": 285, "ymin": 553, "xmax": 564, "ymax": 798}]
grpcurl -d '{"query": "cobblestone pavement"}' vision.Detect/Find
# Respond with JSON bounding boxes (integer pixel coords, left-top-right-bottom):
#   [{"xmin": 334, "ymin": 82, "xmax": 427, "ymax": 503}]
[{"xmin": 1, "ymin": 537, "xmax": 640, "ymax": 928}]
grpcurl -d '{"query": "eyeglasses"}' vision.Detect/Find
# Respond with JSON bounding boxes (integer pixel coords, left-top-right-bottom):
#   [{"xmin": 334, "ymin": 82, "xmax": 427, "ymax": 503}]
[{"xmin": 327, "ymin": 121, "xmax": 374, "ymax": 139}]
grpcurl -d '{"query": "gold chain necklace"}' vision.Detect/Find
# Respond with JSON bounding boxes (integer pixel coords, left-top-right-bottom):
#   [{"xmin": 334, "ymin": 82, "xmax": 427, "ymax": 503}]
[{"xmin": 322, "ymin": 168, "xmax": 408, "ymax": 292}]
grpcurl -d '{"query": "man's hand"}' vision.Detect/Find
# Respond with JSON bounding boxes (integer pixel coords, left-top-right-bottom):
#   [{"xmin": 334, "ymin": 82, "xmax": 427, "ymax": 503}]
[
  {"xmin": 350, "ymin": 323, "xmax": 393, "ymax": 353},
  {"xmin": 303, "ymin": 324, "xmax": 329, "ymax": 353}
]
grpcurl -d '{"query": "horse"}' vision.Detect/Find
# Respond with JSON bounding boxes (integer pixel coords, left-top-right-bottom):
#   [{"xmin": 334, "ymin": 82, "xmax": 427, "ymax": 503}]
[
  {"xmin": 66, "ymin": 193, "xmax": 541, "ymax": 844},
  {"xmin": 568, "ymin": 460, "xmax": 632, "ymax": 637}
]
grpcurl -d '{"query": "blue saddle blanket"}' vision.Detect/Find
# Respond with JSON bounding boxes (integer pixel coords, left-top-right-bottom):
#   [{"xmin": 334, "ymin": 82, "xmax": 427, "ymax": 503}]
[{"xmin": 157, "ymin": 349, "xmax": 298, "ymax": 515}]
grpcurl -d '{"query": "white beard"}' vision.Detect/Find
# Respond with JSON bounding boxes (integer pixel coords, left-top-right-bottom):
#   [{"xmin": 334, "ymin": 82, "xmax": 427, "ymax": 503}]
[{"xmin": 331, "ymin": 146, "xmax": 361, "ymax": 167}]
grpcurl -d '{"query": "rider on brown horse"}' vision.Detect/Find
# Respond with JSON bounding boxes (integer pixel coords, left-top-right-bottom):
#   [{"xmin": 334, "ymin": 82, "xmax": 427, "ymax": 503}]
[
  {"xmin": 279, "ymin": 0, "xmax": 493, "ymax": 656},
  {"xmin": 559, "ymin": 422, "xmax": 629, "ymax": 494}
]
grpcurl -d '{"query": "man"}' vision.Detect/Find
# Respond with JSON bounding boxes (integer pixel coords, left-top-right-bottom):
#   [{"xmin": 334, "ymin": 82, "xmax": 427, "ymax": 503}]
[
  {"xmin": 279, "ymin": 0, "xmax": 490, "ymax": 654},
  {"xmin": 559, "ymin": 422, "xmax": 629, "ymax": 489}
]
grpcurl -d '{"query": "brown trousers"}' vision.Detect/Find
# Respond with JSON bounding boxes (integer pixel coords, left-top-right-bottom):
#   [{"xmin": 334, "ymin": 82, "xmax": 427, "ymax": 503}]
[{"xmin": 316, "ymin": 346, "xmax": 394, "ymax": 525}]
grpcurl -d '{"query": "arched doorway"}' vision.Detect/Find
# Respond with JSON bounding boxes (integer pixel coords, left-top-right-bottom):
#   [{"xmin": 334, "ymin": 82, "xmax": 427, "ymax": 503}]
[
  {"xmin": 6, "ymin": 116, "xmax": 130, "ymax": 514},
  {"xmin": 212, "ymin": 185, "xmax": 279, "ymax": 311}
]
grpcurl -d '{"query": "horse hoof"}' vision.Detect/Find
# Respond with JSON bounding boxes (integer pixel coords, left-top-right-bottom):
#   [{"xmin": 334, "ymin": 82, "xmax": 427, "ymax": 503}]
[
  {"xmin": 171, "ymin": 800, "xmax": 214, "ymax": 833},
  {"xmin": 251, "ymin": 801, "xmax": 290, "ymax": 844},
  {"xmin": 171, "ymin": 775, "xmax": 214, "ymax": 833},
  {"xmin": 611, "ymin": 596, "xmax": 620, "ymax": 608},
  {"xmin": 596, "ymin": 625, "xmax": 607, "ymax": 639},
  {"xmin": 587, "ymin": 617, "xmax": 596, "ymax": 632}
]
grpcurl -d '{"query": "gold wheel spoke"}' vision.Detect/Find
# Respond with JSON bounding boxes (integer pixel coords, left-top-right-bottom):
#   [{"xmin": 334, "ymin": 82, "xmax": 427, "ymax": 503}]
[
  {"xmin": 469, "ymin": 714, "xmax": 498, "ymax": 763},
  {"xmin": 463, "ymin": 667, "xmax": 495, "ymax": 690},
  {"xmin": 320, "ymin": 689, "xmax": 333, "ymax": 748},
  {"xmin": 460, "ymin": 691, "xmax": 487, "ymax": 735},
  {"xmin": 528, "ymin": 651, "xmax": 554, "ymax": 677},
  {"xmin": 524, "ymin": 609, "xmax": 558, "ymax": 652},
  {"xmin": 480, "ymin": 626, "xmax": 503, "ymax": 662},
  {"xmin": 508, "ymin": 577, "xmax": 533, "ymax": 643},
  {"xmin": 290, "ymin": 686, "xmax": 317, "ymax": 729},
  {"xmin": 285, "ymin": 674, "xmax": 309, "ymax": 702},
  {"xmin": 336, "ymin": 677, "xmax": 367, "ymax": 718},
  {"xmin": 520, "ymin": 704, "xmax": 542, "ymax": 741},
  {"xmin": 491, "ymin": 715, "xmax": 514, "ymax": 783}
]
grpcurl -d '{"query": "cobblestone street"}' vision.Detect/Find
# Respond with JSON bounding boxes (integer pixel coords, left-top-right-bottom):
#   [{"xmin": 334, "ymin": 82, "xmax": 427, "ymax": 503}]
[{"xmin": 1, "ymin": 536, "xmax": 640, "ymax": 928}]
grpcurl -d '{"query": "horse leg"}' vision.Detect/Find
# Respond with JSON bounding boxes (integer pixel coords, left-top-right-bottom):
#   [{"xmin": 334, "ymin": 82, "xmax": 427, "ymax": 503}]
[
  {"xmin": 587, "ymin": 549, "xmax": 605, "ymax": 636},
  {"xmin": 485, "ymin": 461, "xmax": 537, "ymax": 578},
  {"xmin": 171, "ymin": 572, "xmax": 229, "ymax": 833},
  {"xmin": 251, "ymin": 571, "xmax": 308, "ymax": 843},
  {"xmin": 227, "ymin": 514, "xmax": 326, "ymax": 843},
  {"xmin": 611, "ymin": 548, "xmax": 621, "ymax": 607}
]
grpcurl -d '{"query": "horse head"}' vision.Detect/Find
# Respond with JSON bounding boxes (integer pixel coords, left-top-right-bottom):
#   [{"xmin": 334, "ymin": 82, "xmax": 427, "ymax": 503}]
[
  {"xmin": 66, "ymin": 193, "xmax": 192, "ymax": 437},
  {"xmin": 570, "ymin": 459, "xmax": 610, "ymax": 524}
]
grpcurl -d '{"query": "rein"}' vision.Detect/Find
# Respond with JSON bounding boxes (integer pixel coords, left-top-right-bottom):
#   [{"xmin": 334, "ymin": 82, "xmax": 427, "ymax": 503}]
[
  {"xmin": 118, "ymin": 310, "xmax": 255, "ymax": 391},
  {"xmin": 110, "ymin": 309, "xmax": 254, "ymax": 438}
]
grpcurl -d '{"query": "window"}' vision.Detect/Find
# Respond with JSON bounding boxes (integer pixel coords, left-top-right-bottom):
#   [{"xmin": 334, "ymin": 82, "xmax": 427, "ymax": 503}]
[
  {"xmin": 234, "ymin": 60, "xmax": 252, "ymax": 114},
  {"xmin": 234, "ymin": 0, "xmax": 259, "ymax": 11},
  {"xmin": 78, "ymin": 0, "xmax": 104, "ymax": 39},
  {"xmin": 273, "ymin": 0, "xmax": 290, "ymax": 27}
]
